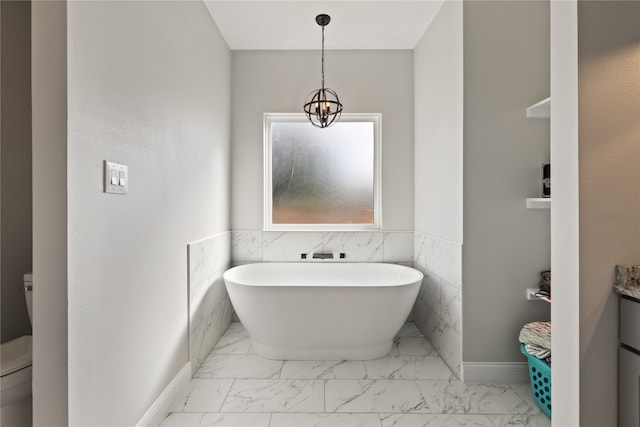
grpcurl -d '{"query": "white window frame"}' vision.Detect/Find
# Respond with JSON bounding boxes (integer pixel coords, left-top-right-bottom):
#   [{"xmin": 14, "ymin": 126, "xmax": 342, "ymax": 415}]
[{"xmin": 263, "ymin": 112, "xmax": 382, "ymax": 231}]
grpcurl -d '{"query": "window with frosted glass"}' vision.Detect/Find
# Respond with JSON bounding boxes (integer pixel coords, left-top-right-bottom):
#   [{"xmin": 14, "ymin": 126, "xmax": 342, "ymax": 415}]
[{"xmin": 265, "ymin": 114, "xmax": 381, "ymax": 229}]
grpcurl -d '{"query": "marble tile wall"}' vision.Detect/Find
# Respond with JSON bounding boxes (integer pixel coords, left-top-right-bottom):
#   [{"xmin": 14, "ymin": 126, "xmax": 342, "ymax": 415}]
[
  {"xmin": 188, "ymin": 232, "xmax": 233, "ymax": 375},
  {"xmin": 231, "ymin": 230, "xmax": 414, "ymax": 264},
  {"xmin": 413, "ymin": 231, "xmax": 462, "ymax": 379}
]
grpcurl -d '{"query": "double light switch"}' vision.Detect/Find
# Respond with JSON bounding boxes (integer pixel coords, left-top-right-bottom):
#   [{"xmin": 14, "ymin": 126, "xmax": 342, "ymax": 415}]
[{"xmin": 104, "ymin": 161, "xmax": 128, "ymax": 195}]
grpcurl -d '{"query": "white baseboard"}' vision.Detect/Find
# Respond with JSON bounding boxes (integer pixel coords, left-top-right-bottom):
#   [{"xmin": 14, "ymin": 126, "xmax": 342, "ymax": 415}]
[
  {"xmin": 136, "ymin": 362, "xmax": 191, "ymax": 427},
  {"xmin": 462, "ymin": 362, "xmax": 530, "ymax": 383}
]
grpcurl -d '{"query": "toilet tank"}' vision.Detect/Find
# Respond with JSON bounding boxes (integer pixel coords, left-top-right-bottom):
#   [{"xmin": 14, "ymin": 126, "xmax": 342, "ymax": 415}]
[{"xmin": 23, "ymin": 273, "xmax": 32, "ymax": 324}]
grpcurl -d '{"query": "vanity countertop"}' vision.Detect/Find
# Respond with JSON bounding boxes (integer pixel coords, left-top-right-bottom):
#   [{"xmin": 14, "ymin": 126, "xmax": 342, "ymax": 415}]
[{"xmin": 615, "ymin": 265, "xmax": 640, "ymax": 299}]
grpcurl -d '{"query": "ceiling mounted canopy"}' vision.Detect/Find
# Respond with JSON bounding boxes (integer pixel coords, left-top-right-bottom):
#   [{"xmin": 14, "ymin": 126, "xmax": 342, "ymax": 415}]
[{"xmin": 303, "ymin": 14, "xmax": 343, "ymax": 128}]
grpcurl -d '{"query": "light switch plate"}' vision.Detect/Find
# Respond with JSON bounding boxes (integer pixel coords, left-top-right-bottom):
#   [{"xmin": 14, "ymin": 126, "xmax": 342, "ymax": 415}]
[{"xmin": 104, "ymin": 161, "xmax": 128, "ymax": 195}]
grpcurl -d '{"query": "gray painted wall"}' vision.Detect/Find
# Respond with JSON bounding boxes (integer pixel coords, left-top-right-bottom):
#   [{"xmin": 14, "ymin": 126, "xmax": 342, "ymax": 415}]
[
  {"xmin": 414, "ymin": 0, "xmax": 462, "ymax": 244},
  {"xmin": 462, "ymin": 1, "xmax": 551, "ymax": 364},
  {"xmin": 231, "ymin": 50, "xmax": 414, "ymax": 232},
  {"xmin": 577, "ymin": 2, "xmax": 640, "ymax": 425},
  {"xmin": 413, "ymin": 0, "xmax": 463, "ymax": 377},
  {"xmin": 34, "ymin": 1, "xmax": 233, "ymax": 424},
  {"xmin": 1, "ymin": 0, "xmax": 32, "ymax": 343}
]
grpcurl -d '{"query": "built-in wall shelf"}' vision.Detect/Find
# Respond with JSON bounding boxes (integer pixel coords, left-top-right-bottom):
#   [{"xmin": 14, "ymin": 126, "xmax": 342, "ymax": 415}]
[
  {"xmin": 527, "ymin": 288, "xmax": 551, "ymax": 303},
  {"xmin": 526, "ymin": 97, "xmax": 551, "ymax": 119},
  {"xmin": 526, "ymin": 198, "xmax": 551, "ymax": 209}
]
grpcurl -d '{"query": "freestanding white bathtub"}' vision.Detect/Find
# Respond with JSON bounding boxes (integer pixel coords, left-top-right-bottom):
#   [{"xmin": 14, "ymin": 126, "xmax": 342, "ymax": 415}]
[{"xmin": 223, "ymin": 262, "xmax": 423, "ymax": 360}]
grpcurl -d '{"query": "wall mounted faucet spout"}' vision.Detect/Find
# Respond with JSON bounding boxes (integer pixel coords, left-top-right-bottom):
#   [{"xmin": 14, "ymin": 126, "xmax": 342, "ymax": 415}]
[{"xmin": 312, "ymin": 252, "xmax": 334, "ymax": 259}]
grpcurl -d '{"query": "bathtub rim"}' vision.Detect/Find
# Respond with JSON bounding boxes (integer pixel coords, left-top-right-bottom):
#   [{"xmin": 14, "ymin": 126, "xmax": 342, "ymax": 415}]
[{"xmin": 223, "ymin": 261, "xmax": 423, "ymax": 288}]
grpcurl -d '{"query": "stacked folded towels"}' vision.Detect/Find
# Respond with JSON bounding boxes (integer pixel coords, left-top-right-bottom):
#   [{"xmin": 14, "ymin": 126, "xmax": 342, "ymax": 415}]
[{"xmin": 519, "ymin": 321, "xmax": 551, "ymax": 364}]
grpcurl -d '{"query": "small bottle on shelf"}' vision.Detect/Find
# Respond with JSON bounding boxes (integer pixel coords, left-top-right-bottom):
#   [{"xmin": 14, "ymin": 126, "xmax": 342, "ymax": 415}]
[{"xmin": 542, "ymin": 163, "xmax": 550, "ymax": 198}]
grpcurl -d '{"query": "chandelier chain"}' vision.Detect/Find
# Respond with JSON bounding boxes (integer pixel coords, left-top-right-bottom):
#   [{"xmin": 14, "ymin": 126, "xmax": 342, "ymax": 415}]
[{"xmin": 321, "ymin": 24, "xmax": 325, "ymax": 90}]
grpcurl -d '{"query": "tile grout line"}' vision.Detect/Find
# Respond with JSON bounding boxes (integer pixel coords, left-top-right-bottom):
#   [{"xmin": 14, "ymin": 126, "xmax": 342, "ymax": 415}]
[
  {"xmin": 412, "ymin": 379, "xmax": 434, "ymax": 414},
  {"xmin": 508, "ymin": 383, "xmax": 541, "ymax": 414},
  {"xmin": 218, "ymin": 378, "xmax": 236, "ymax": 413},
  {"xmin": 323, "ymin": 379, "xmax": 327, "ymax": 413},
  {"xmin": 486, "ymin": 413, "xmax": 500, "ymax": 427}
]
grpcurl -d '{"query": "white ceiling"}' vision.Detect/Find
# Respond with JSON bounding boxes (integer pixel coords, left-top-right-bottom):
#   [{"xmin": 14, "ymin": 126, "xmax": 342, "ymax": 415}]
[{"xmin": 203, "ymin": 1, "xmax": 446, "ymax": 50}]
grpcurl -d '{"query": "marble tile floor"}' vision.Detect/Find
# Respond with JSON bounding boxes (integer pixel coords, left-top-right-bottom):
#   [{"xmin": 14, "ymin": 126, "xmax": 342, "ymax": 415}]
[{"xmin": 163, "ymin": 322, "xmax": 551, "ymax": 427}]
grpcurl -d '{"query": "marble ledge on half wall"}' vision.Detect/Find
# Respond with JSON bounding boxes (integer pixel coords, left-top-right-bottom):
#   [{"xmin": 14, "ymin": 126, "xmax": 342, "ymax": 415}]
[{"xmin": 614, "ymin": 265, "xmax": 640, "ymax": 299}]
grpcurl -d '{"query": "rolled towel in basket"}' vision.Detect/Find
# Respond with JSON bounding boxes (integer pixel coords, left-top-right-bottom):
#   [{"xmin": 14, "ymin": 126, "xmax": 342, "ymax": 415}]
[
  {"xmin": 525, "ymin": 343, "xmax": 551, "ymax": 360},
  {"xmin": 519, "ymin": 321, "xmax": 551, "ymax": 351}
]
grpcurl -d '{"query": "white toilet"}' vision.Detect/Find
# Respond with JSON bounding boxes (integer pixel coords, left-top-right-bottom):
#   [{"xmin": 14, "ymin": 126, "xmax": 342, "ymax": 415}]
[{"xmin": 1, "ymin": 273, "xmax": 33, "ymax": 427}]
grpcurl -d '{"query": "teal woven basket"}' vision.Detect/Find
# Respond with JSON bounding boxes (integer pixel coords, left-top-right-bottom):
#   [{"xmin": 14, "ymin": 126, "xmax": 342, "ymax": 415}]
[{"xmin": 520, "ymin": 344, "xmax": 551, "ymax": 418}]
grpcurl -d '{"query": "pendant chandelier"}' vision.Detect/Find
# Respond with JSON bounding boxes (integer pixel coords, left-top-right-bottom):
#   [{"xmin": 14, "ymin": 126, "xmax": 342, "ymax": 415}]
[{"xmin": 303, "ymin": 14, "xmax": 343, "ymax": 128}]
